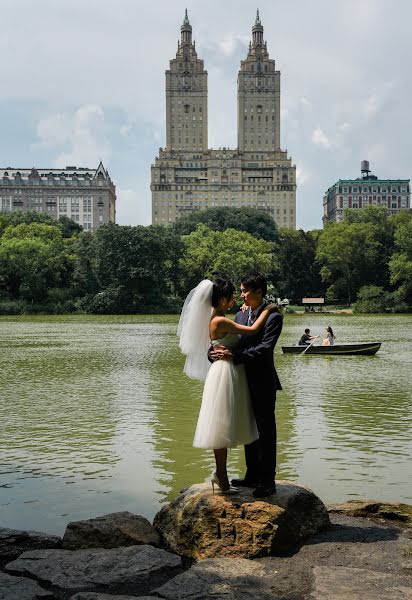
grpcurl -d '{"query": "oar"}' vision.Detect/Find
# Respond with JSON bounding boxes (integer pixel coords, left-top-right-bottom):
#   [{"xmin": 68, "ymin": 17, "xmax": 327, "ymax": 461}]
[{"xmin": 300, "ymin": 336, "xmax": 319, "ymax": 356}]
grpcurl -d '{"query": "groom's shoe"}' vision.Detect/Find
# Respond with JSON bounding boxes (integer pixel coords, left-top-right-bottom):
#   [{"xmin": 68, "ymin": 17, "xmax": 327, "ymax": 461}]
[
  {"xmin": 231, "ymin": 477, "xmax": 258, "ymax": 488},
  {"xmin": 252, "ymin": 482, "xmax": 277, "ymax": 498}
]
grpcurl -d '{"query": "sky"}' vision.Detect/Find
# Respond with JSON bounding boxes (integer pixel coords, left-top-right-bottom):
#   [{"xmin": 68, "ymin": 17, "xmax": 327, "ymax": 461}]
[{"xmin": 1, "ymin": 0, "xmax": 411, "ymax": 230}]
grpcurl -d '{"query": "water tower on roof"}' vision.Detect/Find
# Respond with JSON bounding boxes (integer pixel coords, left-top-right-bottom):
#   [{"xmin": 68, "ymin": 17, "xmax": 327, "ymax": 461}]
[{"xmin": 361, "ymin": 160, "xmax": 371, "ymax": 178}]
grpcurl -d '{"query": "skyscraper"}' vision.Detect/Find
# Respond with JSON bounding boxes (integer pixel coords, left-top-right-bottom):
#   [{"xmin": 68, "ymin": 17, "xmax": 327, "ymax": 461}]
[{"xmin": 151, "ymin": 11, "xmax": 296, "ymax": 228}]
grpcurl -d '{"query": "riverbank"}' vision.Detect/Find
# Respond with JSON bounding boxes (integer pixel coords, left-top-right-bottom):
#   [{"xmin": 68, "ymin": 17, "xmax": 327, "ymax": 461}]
[{"xmin": 1, "ymin": 497, "xmax": 411, "ymax": 599}]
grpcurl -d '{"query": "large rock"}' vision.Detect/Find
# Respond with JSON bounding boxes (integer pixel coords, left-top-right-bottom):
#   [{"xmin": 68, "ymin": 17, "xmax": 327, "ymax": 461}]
[
  {"xmin": 0, "ymin": 528, "xmax": 61, "ymax": 562},
  {"xmin": 62, "ymin": 511, "xmax": 160, "ymax": 550},
  {"xmin": 71, "ymin": 594, "xmax": 154, "ymax": 600},
  {"xmin": 5, "ymin": 545, "xmax": 182, "ymax": 597},
  {"xmin": 0, "ymin": 572, "xmax": 53, "ymax": 599},
  {"xmin": 310, "ymin": 566, "xmax": 412, "ymax": 600},
  {"xmin": 153, "ymin": 480, "xmax": 330, "ymax": 559},
  {"xmin": 154, "ymin": 556, "xmax": 309, "ymax": 600},
  {"xmin": 329, "ymin": 501, "xmax": 412, "ymax": 527}
]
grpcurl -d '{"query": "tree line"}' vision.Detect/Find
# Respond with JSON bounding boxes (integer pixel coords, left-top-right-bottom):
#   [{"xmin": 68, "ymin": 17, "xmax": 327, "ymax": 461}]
[{"xmin": 0, "ymin": 206, "xmax": 411, "ymax": 314}]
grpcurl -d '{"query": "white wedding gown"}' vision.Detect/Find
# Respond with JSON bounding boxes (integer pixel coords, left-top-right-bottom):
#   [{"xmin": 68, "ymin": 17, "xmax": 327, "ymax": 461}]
[{"xmin": 193, "ymin": 333, "xmax": 259, "ymax": 449}]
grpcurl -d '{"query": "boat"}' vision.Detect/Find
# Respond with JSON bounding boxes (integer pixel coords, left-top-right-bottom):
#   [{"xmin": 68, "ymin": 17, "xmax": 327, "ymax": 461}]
[{"xmin": 281, "ymin": 342, "xmax": 381, "ymax": 356}]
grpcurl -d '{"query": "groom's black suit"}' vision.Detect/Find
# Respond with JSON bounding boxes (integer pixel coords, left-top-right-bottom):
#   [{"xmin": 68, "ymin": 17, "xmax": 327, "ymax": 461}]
[{"xmin": 232, "ymin": 303, "xmax": 283, "ymax": 485}]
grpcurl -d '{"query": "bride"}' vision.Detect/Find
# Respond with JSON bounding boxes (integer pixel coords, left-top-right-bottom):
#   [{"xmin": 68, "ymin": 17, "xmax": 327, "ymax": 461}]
[{"xmin": 178, "ymin": 277, "xmax": 277, "ymax": 493}]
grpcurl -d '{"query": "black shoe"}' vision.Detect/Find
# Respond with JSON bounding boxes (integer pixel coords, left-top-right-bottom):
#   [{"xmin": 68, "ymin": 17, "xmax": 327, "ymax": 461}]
[
  {"xmin": 231, "ymin": 477, "xmax": 259, "ymax": 488},
  {"xmin": 252, "ymin": 483, "xmax": 277, "ymax": 498}
]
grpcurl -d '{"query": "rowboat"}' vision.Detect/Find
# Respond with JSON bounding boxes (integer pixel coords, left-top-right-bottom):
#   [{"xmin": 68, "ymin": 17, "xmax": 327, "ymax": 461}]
[{"xmin": 282, "ymin": 342, "xmax": 381, "ymax": 356}]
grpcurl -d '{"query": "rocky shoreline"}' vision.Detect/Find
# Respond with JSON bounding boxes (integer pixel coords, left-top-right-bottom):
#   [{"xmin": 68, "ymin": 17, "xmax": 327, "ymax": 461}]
[{"xmin": 1, "ymin": 481, "xmax": 411, "ymax": 600}]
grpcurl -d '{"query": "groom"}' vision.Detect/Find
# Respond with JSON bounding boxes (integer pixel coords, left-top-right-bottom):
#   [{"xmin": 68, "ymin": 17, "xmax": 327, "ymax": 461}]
[{"xmin": 212, "ymin": 273, "xmax": 283, "ymax": 498}]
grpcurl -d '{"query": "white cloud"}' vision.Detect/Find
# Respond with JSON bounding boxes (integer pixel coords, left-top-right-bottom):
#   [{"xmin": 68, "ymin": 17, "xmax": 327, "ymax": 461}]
[
  {"xmin": 296, "ymin": 165, "xmax": 311, "ymax": 185},
  {"xmin": 36, "ymin": 105, "xmax": 111, "ymax": 168},
  {"xmin": 218, "ymin": 33, "xmax": 249, "ymax": 56},
  {"xmin": 116, "ymin": 188, "xmax": 151, "ymax": 226},
  {"xmin": 311, "ymin": 127, "xmax": 331, "ymax": 149}
]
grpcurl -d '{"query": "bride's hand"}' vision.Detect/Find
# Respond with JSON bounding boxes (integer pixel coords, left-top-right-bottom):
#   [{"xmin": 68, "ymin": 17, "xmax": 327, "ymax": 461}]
[
  {"xmin": 240, "ymin": 303, "xmax": 248, "ymax": 313},
  {"xmin": 264, "ymin": 302, "xmax": 279, "ymax": 312}
]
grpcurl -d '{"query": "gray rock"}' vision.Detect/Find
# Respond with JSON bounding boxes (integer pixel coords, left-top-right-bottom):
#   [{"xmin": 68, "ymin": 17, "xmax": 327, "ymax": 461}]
[
  {"xmin": 154, "ymin": 557, "xmax": 306, "ymax": 600},
  {"xmin": 0, "ymin": 572, "xmax": 53, "ymax": 599},
  {"xmin": 310, "ymin": 566, "xmax": 412, "ymax": 599},
  {"xmin": 62, "ymin": 511, "xmax": 160, "ymax": 550},
  {"xmin": 5, "ymin": 545, "xmax": 182, "ymax": 597},
  {"xmin": 153, "ymin": 480, "xmax": 330, "ymax": 559},
  {"xmin": 0, "ymin": 528, "xmax": 61, "ymax": 562},
  {"xmin": 71, "ymin": 594, "xmax": 152, "ymax": 600}
]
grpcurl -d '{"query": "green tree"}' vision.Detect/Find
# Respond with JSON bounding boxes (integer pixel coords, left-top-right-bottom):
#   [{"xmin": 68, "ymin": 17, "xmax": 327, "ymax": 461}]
[
  {"xmin": 0, "ymin": 223, "xmax": 76, "ymax": 302},
  {"xmin": 179, "ymin": 224, "xmax": 274, "ymax": 295},
  {"xmin": 316, "ymin": 221, "xmax": 382, "ymax": 303},
  {"xmin": 74, "ymin": 223, "xmax": 182, "ymax": 313},
  {"xmin": 389, "ymin": 218, "xmax": 412, "ymax": 304},
  {"xmin": 277, "ymin": 229, "xmax": 324, "ymax": 302},
  {"xmin": 173, "ymin": 207, "xmax": 279, "ymax": 243}
]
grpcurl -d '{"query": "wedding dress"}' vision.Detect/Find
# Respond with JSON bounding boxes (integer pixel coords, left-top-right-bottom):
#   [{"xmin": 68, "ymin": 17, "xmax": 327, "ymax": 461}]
[{"xmin": 193, "ymin": 333, "xmax": 258, "ymax": 450}]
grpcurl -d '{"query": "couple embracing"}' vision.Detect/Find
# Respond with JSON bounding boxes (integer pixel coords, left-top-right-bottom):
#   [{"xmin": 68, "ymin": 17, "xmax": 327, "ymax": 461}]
[{"xmin": 178, "ymin": 273, "xmax": 282, "ymax": 498}]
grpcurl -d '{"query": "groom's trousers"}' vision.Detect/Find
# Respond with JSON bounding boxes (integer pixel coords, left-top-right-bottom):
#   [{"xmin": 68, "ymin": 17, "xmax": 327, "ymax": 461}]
[{"xmin": 245, "ymin": 392, "xmax": 277, "ymax": 484}]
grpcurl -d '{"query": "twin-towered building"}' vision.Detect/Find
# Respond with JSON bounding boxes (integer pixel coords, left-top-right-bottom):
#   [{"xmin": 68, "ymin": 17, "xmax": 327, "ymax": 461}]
[{"xmin": 151, "ymin": 10, "xmax": 297, "ymax": 228}]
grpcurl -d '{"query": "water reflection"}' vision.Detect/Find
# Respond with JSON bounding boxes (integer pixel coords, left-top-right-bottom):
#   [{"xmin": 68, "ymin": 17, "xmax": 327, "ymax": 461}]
[{"xmin": 0, "ymin": 313, "xmax": 411, "ymax": 535}]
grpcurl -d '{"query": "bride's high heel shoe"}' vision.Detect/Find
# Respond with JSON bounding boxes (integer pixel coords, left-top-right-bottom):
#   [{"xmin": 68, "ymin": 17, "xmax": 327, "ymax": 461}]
[{"xmin": 211, "ymin": 471, "xmax": 239, "ymax": 494}]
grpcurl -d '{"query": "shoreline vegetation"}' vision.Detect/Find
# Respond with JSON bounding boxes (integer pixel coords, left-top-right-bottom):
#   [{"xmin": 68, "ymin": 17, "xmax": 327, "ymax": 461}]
[{"xmin": 0, "ymin": 206, "xmax": 411, "ymax": 316}]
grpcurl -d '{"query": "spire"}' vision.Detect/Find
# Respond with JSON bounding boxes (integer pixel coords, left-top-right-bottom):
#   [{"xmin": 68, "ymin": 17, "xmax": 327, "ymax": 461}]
[
  {"xmin": 181, "ymin": 8, "xmax": 192, "ymax": 46},
  {"xmin": 252, "ymin": 8, "xmax": 264, "ymax": 47}
]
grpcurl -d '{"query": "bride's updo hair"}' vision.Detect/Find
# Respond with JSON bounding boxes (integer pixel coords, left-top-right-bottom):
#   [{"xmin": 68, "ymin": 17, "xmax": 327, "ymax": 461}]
[{"xmin": 211, "ymin": 278, "xmax": 235, "ymax": 308}]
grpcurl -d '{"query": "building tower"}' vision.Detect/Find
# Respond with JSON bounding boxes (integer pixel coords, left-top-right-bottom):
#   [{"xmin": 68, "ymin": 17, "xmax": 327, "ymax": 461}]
[
  {"xmin": 237, "ymin": 10, "xmax": 281, "ymax": 152},
  {"xmin": 165, "ymin": 9, "xmax": 208, "ymax": 152}
]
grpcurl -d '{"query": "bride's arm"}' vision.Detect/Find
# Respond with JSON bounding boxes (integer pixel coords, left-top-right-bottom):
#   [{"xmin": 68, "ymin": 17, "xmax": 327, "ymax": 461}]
[{"xmin": 213, "ymin": 304, "xmax": 278, "ymax": 337}]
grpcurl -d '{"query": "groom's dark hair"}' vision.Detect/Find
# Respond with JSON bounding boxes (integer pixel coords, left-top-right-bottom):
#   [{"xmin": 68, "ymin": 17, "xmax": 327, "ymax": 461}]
[
  {"xmin": 241, "ymin": 273, "xmax": 268, "ymax": 297},
  {"xmin": 212, "ymin": 278, "xmax": 235, "ymax": 307}
]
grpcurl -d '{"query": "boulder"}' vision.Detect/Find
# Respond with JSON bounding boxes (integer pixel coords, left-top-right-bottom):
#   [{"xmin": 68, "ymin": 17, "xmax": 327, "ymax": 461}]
[
  {"xmin": 153, "ymin": 480, "xmax": 330, "ymax": 559},
  {"xmin": 71, "ymin": 594, "xmax": 154, "ymax": 600},
  {"xmin": 5, "ymin": 545, "xmax": 182, "ymax": 597},
  {"xmin": 153, "ymin": 556, "xmax": 306, "ymax": 600},
  {"xmin": 62, "ymin": 511, "xmax": 160, "ymax": 550},
  {"xmin": 311, "ymin": 566, "xmax": 412, "ymax": 600},
  {"xmin": 329, "ymin": 501, "xmax": 412, "ymax": 527},
  {"xmin": 0, "ymin": 528, "xmax": 61, "ymax": 562},
  {"xmin": 0, "ymin": 572, "xmax": 53, "ymax": 599}
]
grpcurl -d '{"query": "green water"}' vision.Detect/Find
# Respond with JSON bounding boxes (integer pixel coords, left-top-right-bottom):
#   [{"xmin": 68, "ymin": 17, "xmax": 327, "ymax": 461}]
[{"xmin": 0, "ymin": 313, "xmax": 411, "ymax": 535}]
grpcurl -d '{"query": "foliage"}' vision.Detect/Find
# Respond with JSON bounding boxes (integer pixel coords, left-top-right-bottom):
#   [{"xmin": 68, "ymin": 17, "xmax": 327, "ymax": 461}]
[
  {"xmin": 353, "ymin": 285, "xmax": 408, "ymax": 313},
  {"xmin": 74, "ymin": 223, "xmax": 183, "ymax": 313},
  {"xmin": 277, "ymin": 229, "xmax": 324, "ymax": 302},
  {"xmin": 178, "ymin": 225, "xmax": 274, "ymax": 295},
  {"xmin": 172, "ymin": 207, "xmax": 279, "ymax": 242},
  {"xmin": 389, "ymin": 218, "xmax": 412, "ymax": 304},
  {"xmin": 316, "ymin": 221, "xmax": 382, "ymax": 304}
]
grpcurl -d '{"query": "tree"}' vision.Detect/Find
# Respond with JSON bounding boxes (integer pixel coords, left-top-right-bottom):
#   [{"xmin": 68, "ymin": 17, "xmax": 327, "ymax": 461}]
[
  {"xmin": 74, "ymin": 223, "xmax": 183, "ymax": 313},
  {"xmin": 277, "ymin": 229, "xmax": 324, "ymax": 302},
  {"xmin": 389, "ymin": 217, "xmax": 412, "ymax": 304},
  {"xmin": 0, "ymin": 223, "xmax": 76, "ymax": 302},
  {"xmin": 179, "ymin": 225, "xmax": 274, "ymax": 295},
  {"xmin": 173, "ymin": 207, "xmax": 279, "ymax": 243},
  {"xmin": 316, "ymin": 221, "xmax": 382, "ymax": 304}
]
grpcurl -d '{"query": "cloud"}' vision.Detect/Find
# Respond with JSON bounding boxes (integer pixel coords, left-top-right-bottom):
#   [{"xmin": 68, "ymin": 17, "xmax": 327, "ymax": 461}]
[
  {"xmin": 116, "ymin": 188, "xmax": 151, "ymax": 226},
  {"xmin": 36, "ymin": 105, "xmax": 111, "ymax": 168},
  {"xmin": 311, "ymin": 127, "xmax": 331, "ymax": 149},
  {"xmin": 218, "ymin": 33, "xmax": 249, "ymax": 56}
]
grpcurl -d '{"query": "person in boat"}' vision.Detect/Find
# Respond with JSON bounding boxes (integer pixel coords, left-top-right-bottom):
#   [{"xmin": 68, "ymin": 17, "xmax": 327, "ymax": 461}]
[
  {"xmin": 322, "ymin": 326, "xmax": 336, "ymax": 346},
  {"xmin": 298, "ymin": 328, "xmax": 318, "ymax": 346}
]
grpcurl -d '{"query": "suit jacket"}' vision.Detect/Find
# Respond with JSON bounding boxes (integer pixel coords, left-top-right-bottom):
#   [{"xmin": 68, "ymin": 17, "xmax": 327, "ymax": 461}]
[{"xmin": 233, "ymin": 303, "xmax": 283, "ymax": 399}]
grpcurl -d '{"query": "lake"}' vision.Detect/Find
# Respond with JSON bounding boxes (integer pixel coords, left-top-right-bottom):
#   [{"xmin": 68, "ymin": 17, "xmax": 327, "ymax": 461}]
[{"xmin": 0, "ymin": 313, "xmax": 411, "ymax": 536}]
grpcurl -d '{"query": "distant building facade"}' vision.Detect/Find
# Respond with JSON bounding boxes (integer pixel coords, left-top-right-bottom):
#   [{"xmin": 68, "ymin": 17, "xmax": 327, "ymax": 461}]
[
  {"xmin": 0, "ymin": 162, "xmax": 116, "ymax": 230},
  {"xmin": 323, "ymin": 161, "xmax": 410, "ymax": 224},
  {"xmin": 151, "ymin": 11, "xmax": 296, "ymax": 228}
]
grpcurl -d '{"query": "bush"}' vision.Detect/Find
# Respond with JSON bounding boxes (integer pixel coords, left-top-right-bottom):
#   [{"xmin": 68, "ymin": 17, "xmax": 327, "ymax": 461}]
[{"xmin": 354, "ymin": 285, "xmax": 409, "ymax": 313}]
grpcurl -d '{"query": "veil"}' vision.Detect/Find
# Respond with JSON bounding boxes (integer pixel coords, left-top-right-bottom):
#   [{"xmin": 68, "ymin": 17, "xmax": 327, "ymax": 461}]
[{"xmin": 177, "ymin": 279, "xmax": 214, "ymax": 381}]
